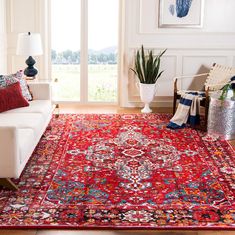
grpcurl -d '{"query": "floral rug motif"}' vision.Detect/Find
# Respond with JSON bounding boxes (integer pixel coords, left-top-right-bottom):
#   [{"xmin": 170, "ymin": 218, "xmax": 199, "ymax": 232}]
[{"xmin": 0, "ymin": 114, "xmax": 234, "ymax": 229}]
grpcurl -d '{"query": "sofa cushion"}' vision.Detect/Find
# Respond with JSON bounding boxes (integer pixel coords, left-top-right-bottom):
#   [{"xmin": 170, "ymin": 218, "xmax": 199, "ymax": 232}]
[
  {"xmin": 17, "ymin": 128, "xmax": 35, "ymax": 164},
  {"xmin": 0, "ymin": 113, "xmax": 46, "ymax": 141},
  {"xmin": 0, "ymin": 82, "xmax": 29, "ymax": 113},
  {"xmin": 4, "ymin": 100, "xmax": 52, "ymax": 119}
]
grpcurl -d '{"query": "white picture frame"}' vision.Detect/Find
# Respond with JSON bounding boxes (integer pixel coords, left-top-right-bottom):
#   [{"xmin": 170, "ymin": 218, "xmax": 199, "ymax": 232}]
[{"xmin": 159, "ymin": 0, "xmax": 204, "ymax": 28}]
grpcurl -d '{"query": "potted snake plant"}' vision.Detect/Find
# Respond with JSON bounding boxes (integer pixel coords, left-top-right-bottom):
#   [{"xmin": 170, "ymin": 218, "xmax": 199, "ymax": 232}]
[{"xmin": 130, "ymin": 45, "xmax": 166, "ymax": 113}]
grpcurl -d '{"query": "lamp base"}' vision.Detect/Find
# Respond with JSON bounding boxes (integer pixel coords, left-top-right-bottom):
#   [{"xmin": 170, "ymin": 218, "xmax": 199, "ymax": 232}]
[{"xmin": 24, "ymin": 56, "xmax": 38, "ymax": 78}]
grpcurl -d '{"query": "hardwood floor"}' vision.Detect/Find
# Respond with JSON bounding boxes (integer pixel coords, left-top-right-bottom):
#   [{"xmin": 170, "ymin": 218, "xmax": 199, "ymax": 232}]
[
  {"xmin": 0, "ymin": 230, "xmax": 234, "ymax": 235},
  {"xmin": 55, "ymin": 104, "xmax": 172, "ymax": 114},
  {"xmin": 0, "ymin": 105, "xmax": 234, "ymax": 235}
]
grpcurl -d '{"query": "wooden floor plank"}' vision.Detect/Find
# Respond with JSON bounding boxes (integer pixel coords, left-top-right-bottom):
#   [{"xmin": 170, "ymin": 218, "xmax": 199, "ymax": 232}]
[
  {"xmin": 0, "ymin": 230, "xmax": 37, "ymax": 235},
  {"xmin": 0, "ymin": 230, "xmax": 233, "ymax": 235},
  {"xmin": 36, "ymin": 231, "xmax": 198, "ymax": 235}
]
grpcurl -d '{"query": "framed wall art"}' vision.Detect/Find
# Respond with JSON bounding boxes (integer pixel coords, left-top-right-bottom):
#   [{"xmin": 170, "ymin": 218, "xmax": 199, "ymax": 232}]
[{"xmin": 159, "ymin": 0, "xmax": 204, "ymax": 28}]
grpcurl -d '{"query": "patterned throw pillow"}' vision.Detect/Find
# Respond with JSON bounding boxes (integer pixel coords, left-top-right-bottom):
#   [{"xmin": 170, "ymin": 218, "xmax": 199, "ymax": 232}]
[
  {"xmin": 0, "ymin": 73, "xmax": 18, "ymax": 87},
  {"xmin": 0, "ymin": 71, "xmax": 33, "ymax": 101}
]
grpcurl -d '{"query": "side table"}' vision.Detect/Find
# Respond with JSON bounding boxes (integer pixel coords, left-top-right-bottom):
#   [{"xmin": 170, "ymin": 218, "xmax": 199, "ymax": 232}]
[
  {"xmin": 207, "ymin": 92, "xmax": 235, "ymax": 140},
  {"xmin": 26, "ymin": 78, "xmax": 60, "ymax": 117}
]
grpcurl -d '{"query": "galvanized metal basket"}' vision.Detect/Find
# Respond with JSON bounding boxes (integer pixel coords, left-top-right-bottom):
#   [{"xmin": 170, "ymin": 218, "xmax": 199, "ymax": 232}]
[{"xmin": 207, "ymin": 91, "xmax": 235, "ymax": 140}]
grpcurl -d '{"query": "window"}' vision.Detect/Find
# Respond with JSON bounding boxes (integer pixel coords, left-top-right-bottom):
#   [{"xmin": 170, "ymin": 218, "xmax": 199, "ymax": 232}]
[
  {"xmin": 51, "ymin": 0, "xmax": 118, "ymax": 103},
  {"xmin": 51, "ymin": 0, "xmax": 81, "ymax": 101},
  {"xmin": 88, "ymin": 0, "xmax": 118, "ymax": 102}
]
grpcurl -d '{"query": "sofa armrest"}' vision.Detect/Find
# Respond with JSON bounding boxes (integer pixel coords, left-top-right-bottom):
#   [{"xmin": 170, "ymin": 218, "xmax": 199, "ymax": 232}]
[
  {"xmin": 0, "ymin": 127, "xmax": 19, "ymax": 178},
  {"xmin": 28, "ymin": 82, "xmax": 52, "ymax": 100}
]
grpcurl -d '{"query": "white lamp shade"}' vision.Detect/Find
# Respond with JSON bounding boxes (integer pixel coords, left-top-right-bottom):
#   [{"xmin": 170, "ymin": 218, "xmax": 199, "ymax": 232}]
[{"xmin": 16, "ymin": 32, "xmax": 43, "ymax": 56}]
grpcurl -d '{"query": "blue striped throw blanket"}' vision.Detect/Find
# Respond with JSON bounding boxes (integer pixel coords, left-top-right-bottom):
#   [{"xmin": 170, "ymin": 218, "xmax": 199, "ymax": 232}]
[{"xmin": 167, "ymin": 92, "xmax": 205, "ymax": 129}]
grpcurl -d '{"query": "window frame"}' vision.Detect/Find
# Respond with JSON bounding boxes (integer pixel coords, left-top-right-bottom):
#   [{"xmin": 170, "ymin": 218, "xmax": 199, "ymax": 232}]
[{"xmin": 49, "ymin": 0, "xmax": 121, "ymax": 105}]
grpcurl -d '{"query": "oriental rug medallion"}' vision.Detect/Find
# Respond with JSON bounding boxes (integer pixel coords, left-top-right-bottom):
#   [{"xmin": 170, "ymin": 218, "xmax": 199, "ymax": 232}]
[{"xmin": 0, "ymin": 114, "xmax": 234, "ymax": 229}]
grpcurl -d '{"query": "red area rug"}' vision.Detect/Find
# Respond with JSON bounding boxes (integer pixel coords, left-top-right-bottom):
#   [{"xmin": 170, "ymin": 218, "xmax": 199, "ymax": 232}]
[{"xmin": 0, "ymin": 114, "xmax": 234, "ymax": 229}]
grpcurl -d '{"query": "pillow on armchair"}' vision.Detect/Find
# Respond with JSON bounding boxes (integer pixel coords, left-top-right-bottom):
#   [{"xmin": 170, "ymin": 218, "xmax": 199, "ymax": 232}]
[
  {"xmin": 0, "ymin": 82, "xmax": 29, "ymax": 113},
  {"xmin": 0, "ymin": 70, "xmax": 33, "ymax": 101}
]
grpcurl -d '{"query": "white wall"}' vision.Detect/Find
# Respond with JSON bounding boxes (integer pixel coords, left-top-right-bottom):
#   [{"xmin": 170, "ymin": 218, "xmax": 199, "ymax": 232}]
[
  {"xmin": 0, "ymin": 0, "xmax": 7, "ymax": 74},
  {"xmin": 121, "ymin": 0, "xmax": 235, "ymax": 107},
  {"xmin": 5, "ymin": 0, "xmax": 50, "ymax": 79},
  {"xmin": 5, "ymin": 0, "xmax": 235, "ymax": 107}
]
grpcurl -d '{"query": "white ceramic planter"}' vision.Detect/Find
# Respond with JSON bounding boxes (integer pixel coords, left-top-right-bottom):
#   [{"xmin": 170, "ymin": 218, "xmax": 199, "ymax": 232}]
[{"xmin": 139, "ymin": 82, "xmax": 157, "ymax": 113}]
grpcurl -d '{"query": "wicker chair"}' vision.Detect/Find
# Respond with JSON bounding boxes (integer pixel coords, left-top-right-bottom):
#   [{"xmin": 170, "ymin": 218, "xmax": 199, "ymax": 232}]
[{"xmin": 173, "ymin": 63, "xmax": 235, "ymax": 130}]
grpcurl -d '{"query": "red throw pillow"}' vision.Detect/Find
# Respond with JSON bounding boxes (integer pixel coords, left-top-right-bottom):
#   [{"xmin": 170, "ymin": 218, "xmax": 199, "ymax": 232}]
[{"xmin": 0, "ymin": 82, "xmax": 29, "ymax": 112}]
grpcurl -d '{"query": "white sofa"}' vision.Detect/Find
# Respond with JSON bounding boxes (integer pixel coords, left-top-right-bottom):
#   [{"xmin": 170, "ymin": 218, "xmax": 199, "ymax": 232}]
[{"xmin": 0, "ymin": 81, "xmax": 53, "ymax": 188}]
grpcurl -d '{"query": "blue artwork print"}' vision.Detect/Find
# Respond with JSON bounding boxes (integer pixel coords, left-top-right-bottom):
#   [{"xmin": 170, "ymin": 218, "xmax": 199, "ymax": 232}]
[
  {"xmin": 169, "ymin": 4, "xmax": 175, "ymax": 16},
  {"xmin": 168, "ymin": 0, "xmax": 193, "ymax": 18},
  {"xmin": 176, "ymin": 0, "xmax": 193, "ymax": 18}
]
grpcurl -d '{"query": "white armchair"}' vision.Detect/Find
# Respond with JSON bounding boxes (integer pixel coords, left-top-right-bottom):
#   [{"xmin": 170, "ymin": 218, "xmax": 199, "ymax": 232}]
[{"xmin": 173, "ymin": 63, "xmax": 235, "ymax": 130}]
